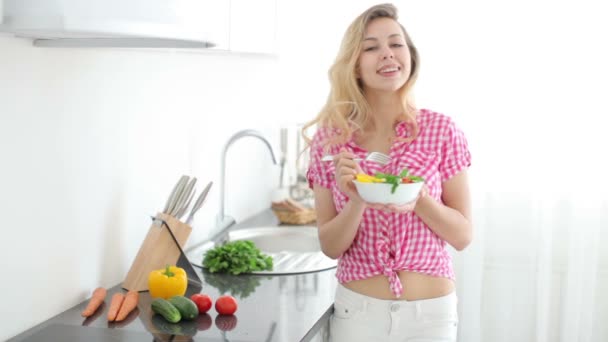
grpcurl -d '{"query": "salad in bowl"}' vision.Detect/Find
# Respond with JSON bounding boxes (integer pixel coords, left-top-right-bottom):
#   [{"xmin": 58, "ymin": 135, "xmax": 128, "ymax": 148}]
[{"xmin": 352, "ymin": 168, "xmax": 424, "ymax": 205}]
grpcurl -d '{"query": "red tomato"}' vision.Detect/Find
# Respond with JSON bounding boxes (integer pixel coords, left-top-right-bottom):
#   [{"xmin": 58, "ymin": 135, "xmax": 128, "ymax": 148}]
[
  {"xmin": 215, "ymin": 314, "xmax": 238, "ymax": 331},
  {"xmin": 215, "ymin": 295, "xmax": 238, "ymax": 315},
  {"xmin": 402, "ymin": 177, "xmax": 412, "ymax": 183},
  {"xmin": 191, "ymin": 294, "xmax": 213, "ymax": 314}
]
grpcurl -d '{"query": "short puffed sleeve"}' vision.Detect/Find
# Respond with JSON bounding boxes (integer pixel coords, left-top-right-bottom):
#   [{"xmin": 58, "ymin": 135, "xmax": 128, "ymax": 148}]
[
  {"xmin": 439, "ymin": 118, "xmax": 472, "ymax": 182},
  {"xmin": 306, "ymin": 128, "xmax": 335, "ymax": 189}
]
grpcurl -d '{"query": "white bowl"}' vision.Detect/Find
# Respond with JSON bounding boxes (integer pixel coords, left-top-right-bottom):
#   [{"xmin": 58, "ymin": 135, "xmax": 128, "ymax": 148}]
[{"xmin": 353, "ymin": 180, "xmax": 423, "ymax": 205}]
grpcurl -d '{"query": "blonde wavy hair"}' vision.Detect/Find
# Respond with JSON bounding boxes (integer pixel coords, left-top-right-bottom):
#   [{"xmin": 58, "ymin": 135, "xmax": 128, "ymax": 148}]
[{"xmin": 302, "ymin": 3, "xmax": 420, "ymax": 148}]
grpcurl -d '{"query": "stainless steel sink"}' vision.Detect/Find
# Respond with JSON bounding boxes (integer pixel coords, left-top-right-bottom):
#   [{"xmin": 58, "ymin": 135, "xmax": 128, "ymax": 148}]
[{"xmin": 186, "ymin": 226, "xmax": 337, "ymax": 275}]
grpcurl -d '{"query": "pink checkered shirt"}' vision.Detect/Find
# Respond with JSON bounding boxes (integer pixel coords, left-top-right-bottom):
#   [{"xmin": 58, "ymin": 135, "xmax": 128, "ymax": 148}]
[{"xmin": 307, "ymin": 109, "xmax": 472, "ymax": 297}]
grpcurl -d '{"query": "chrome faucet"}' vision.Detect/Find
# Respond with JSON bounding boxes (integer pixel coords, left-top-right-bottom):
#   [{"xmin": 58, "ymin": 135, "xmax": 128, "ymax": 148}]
[{"xmin": 217, "ymin": 129, "xmax": 278, "ymax": 232}]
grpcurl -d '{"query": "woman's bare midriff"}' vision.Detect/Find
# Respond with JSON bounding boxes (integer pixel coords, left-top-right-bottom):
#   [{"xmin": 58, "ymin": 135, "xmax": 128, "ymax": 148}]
[{"xmin": 343, "ymin": 271, "xmax": 455, "ymax": 300}]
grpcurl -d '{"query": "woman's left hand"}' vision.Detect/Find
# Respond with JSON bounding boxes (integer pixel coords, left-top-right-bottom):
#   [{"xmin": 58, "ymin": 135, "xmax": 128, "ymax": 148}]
[{"xmin": 367, "ymin": 184, "xmax": 429, "ymax": 213}]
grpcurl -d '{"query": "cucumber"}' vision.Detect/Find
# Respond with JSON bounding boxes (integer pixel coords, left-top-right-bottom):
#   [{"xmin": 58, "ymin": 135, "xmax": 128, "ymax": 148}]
[
  {"xmin": 168, "ymin": 296, "xmax": 199, "ymax": 320},
  {"xmin": 151, "ymin": 298, "xmax": 181, "ymax": 323}
]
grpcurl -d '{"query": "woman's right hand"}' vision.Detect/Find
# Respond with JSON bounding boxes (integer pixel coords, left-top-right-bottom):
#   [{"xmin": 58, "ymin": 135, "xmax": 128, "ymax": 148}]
[{"xmin": 333, "ymin": 149, "xmax": 365, "ymax": 204}]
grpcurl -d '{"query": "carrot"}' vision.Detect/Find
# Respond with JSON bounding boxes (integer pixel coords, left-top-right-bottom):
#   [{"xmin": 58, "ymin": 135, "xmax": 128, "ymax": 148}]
[
  {"xmin": 114, "ymin": 290, "xmax": 139, "ymax": 322},
  {"xmin": 107, "ymin": 292, "xmax": 125, "ymax": 321},
  {"xmin": 81, "ymin": 287, "xmax": 107, "ymax": 317}
]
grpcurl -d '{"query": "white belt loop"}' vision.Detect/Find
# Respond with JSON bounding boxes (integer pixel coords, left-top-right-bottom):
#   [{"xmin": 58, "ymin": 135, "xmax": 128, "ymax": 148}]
[
  {"xmin": 415, "ymin": 302, "xmax": 422, "ymax": 320},
  {"xmin": 389, "ymin": 302, "xmax": 400, "ymax": 335}
]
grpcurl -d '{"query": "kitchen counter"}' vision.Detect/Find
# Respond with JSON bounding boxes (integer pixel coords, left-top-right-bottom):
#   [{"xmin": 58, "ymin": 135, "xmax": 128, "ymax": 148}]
[{"xmin": 9, "ymin": 210, "xmax": 336, "ymax": 342}]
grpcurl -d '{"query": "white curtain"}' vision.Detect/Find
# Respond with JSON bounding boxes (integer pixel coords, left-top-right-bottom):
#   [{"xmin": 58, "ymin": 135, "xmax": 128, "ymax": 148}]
[
  {"xmin": 437, "ymin": 0, "xmax": 608, "ymax": 340},
  {"xmin": 454, "ymin": 184, "xmax": 607, "ymax": 341}
]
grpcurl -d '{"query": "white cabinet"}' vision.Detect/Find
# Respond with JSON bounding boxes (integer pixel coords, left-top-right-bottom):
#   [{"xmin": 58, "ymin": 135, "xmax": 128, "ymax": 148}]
[
  {"xmin": 0, "ymin": 0, "xmax": 276, "ymax": 51},
  {"xmin": 196, "ymin": 1, "xmax": 231, "ymax": 50},
  {"xmin": 202, "ymin": 0, "xmax": 277, "ymax": 55},
  {"xmin": 229, "ymin": 0, "xmax": 277, "ymax": 54}
]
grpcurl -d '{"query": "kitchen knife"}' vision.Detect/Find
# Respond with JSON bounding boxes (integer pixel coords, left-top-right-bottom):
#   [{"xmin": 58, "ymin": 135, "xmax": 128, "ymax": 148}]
[
  {"xmin": 185, "ymin": 181, "xmax": 213, "ymax": 225},
  {"xmin": 154, "ymin": 175, "xmax": 188, "ymax": 226},
  {"xmin": 166, "ymin": 176, "xmax": 189, "ymax": 216},
  {"xmin": 174, "ymin": 177, "xmax": 197, "ymax": 219},
  {"xmin": 162, "ymin": 175, "xmax": 187, "ymax": 214}
]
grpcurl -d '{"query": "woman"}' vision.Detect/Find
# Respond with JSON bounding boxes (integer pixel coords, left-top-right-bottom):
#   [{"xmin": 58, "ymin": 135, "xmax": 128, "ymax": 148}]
[{"xmin": 303, "ymin": 3, "xmax": 472, "ymax": 341}]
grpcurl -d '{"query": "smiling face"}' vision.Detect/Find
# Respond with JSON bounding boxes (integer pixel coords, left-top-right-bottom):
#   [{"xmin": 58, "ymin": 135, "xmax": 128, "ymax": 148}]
[{"xmin": 357, "ymin": 17, "xmax": 412, "ymax": 94}]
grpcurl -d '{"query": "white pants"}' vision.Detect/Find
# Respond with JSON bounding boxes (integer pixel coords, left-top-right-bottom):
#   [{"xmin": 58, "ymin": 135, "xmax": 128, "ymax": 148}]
[{"xmin": 330, "ymin": 284, "xmax": 458, "ymax": 342}]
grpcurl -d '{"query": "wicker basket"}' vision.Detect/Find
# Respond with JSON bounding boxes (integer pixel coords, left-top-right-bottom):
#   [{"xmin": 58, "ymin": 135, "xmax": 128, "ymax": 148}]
[{"xmin": 272, "ymin": 208, "xmax": 316, "ymax": 225}]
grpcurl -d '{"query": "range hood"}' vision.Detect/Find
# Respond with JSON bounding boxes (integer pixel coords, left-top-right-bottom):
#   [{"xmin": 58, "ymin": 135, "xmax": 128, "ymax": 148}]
[{"xmin": 0, "ymin": 0, "xmax": 216, "ymax": 48}]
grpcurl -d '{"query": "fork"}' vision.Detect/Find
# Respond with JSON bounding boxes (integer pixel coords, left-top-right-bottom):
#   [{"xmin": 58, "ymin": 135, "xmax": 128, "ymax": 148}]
[{"xmin": 321, "ymin": 151, "xmax": 391, "ymax": 165}]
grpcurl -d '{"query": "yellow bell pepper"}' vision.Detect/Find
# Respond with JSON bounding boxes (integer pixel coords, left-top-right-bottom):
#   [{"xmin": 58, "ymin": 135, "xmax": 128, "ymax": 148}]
[
  {"xmin": 356, "ymin": 174, "xmax": 374, "ymax": 183},
  {"xmin": 356, "ymin": 174, "xmax": 385, "ymax": 183},
  {"xmin": 148, "ymin": 265, "xmax": 188, "ymax": 299}
]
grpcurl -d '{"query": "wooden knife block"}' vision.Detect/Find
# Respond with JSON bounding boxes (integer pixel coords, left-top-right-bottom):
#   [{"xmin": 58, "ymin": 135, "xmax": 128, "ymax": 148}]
[{"xmin": 122, "ymin": 213, "xmax": 193, "ymax": 292}]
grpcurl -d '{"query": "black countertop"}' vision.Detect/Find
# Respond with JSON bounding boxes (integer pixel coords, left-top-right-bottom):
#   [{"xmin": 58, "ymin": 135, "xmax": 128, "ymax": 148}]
[{"xmin": 9, "ymin": 211, "xmax": 336, "ymax": 342}]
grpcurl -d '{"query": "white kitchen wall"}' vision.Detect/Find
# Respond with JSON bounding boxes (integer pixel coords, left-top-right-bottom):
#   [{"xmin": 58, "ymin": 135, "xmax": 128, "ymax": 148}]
[{"xmin": 0, "ymin": 35, "xmax": 288, "ymax": 338}]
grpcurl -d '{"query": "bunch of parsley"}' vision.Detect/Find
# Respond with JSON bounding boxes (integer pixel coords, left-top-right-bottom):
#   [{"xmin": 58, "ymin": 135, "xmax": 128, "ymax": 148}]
[{"xmin": 202, "ymin": 240, "xmax": 273, "ymax": 275}]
